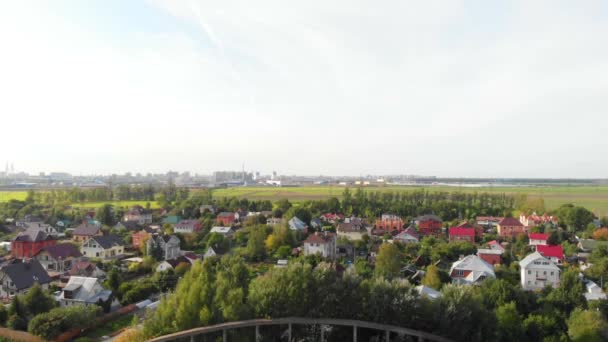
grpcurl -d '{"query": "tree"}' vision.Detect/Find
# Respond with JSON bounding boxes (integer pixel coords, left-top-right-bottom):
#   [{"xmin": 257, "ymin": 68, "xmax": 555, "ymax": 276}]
[
  {"xmin": 437, "ymin": 285, "xmax": 496, "ymax": 342},
  {"xmin": 593, "ymin": 228, "xmax": 608, "ymax": 241},
  {"xmin": 28, "ymin": 305, "xmax": 101, "ymax": 340},
  {"xmin": 246, "ymin": 226, "xmax": 267, "ymax": 261},
  {"xmin": 106, "ymin": 268, "xmax": 121, "ymax": 293},
  {"xmin": 544, "ymin": 268, "xmax": 585, "ymax": 315},
  {"xmin": 567, "ymin": 309, "xmax": 608, "ymax": 342},
  {"xmin": 374, "ymin": 243, "xmax": 402, "ymax": 280},
  {"xmin": 95, "ymin": 204, "xmax": 114, "ymax": 226},
  {"xmin": 422, "ymin": 265, "xmax": 443, "ymax": 290},
  {"xmin": 524, "ymin": 313, "xmax": 562, "ymax": 341},
  {"xmin": 22, "ymin": 283, "xmax": 56, "ymax": 316},
  {"xmin": 496, "ymin": 302, "xmax": 524, "ymax": 342}
]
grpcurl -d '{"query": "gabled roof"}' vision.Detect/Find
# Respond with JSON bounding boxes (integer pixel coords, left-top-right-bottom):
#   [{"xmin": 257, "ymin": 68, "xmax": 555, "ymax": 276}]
[
  {"xmin": 288, "ymin": 217, "xmax": 308, "ymax": 230},
  {"xmin": 450, "ymin": 255, "xmax": 495, "ymax": 282},
  {"xmin": 449, "ymin": 227, "xmax": 475, "ymax": 237},
  {"xmin": 217, "ymin": 212, "xmax": 235, "ymax": 218},
  {"xmin": 12, "ymin": 227, "xmax": 54, "ymax": 242},
  {"xmin": 89, "ymin": 235, "xmax": 125, "ymax": 249},
  {"xmin": 537, "ymin": 245, "xmax": 564, "ymax": 260},
  {"xmin": 175, "ymin": 220, "xmax": 200, "ymax": 228},
  {"xmin": 0, "ymin": 260, "xmax": 51, "ymax": 289},
  {"xmin": 210, "ymin": 226, "xmax": 233, "ymax": 234},
  {"xmin": 38, "ymin": 243, "xmax": 82, "ymax": 259},
  {"xmin": 395, "ymin": 227, "xmax": 419, "ymax": 240},
  {"xmin": 519, "ymin": 251, "xmax": 560, "ymax": 269},
  {"xmin": 74, "ymin": 224, "xmax": 101, "ymax": 236},
  {"xmin": 498, "ymin": 217, "xmax": 523, "ymax": 226},
  {"xmin": 60, "ymin": 276, "xmax": 111, "ymax": 303},
  {"xmin": 337, "ymin": 222, "xmax": 366, "ymax": 233},
  {"xmin": 529, "ymin": 233, "xmax": 549, "ymax": 241},
  {"xmin": 477, "ymin": 248, "xmax": 503, "ymax": 255},
  {"xmin": 578, "ymin": 239, "xmax": 608, "ymax": 251},
  {"xmin": 304, "ymin": 232, "xmax": 335, "ymax": 244}
]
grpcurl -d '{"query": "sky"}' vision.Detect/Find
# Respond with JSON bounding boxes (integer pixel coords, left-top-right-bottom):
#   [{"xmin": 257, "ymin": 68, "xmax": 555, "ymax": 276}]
[{"xmin": 1, "ymin": 1, "xmax": 608, "ymax": 178}]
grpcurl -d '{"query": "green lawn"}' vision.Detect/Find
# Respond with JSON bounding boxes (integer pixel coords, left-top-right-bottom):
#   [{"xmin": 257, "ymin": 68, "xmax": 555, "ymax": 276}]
[
  {"xmin": 70, "ymin": 200, "xmax": 160, "ymax": 209},
  {"xmin": 84, "ymin": 314, "xmax": 135, "ymax": 339},
  {"xmin": 0, "ymin": 191, "xmax": 28, "ymax": 202},
  {"xmin": 212, "ymin": 185, "xmax": 608, "ymax": 216}
]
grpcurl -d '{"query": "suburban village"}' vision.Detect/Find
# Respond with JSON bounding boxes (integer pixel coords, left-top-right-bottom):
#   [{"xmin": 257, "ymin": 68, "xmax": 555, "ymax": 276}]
[{"xmin": 0, "ymin": 186, "xmax": 606, "ymax": 341}]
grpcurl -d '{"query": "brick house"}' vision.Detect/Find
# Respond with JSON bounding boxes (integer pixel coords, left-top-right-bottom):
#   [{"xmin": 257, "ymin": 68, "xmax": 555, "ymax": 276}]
[
  {"xmin": 11, "ymin": 228, "xmax": 57, "ymax": 259},
  {"xmin": 455, "ymin": 221, "xmax": 484, "ymax": 238},
  {"xmin": 497, "ymin": 217, "xmax": 526, "ymax": 238},
  {"xmin": 375, "ymin": 214, "xmax": 405, "ymax": 234},
  {"xmin": 416, "ymin": 215, "xmax": 443, "ymax": 236},
  {"xmin": 132, "ymin": 228, "xmax": 155, "ymax": 249},
  {"xmin": 216, "ymin": 212, "xmax": 236, "ymax": 226},
  {"xmin": 449, "ymin": 227, "xmax": 476, "ymax": 243}
]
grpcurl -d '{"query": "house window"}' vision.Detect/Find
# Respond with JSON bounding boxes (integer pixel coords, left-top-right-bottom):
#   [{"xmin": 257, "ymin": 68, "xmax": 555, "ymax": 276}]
[
  {"xmin": 455, "ymin": 270, "xmax": 464, "ymax": 277},
  {"xmin": 96, "ymin": 253, "xmax": 99, "ymax": 257},
  {"xmin": 550, "ymin": 272, "xmax": 554, "ymax": 276},
  {"xmin": 527, "ymin": 270, "xmax": 531, "ymax": 274}
]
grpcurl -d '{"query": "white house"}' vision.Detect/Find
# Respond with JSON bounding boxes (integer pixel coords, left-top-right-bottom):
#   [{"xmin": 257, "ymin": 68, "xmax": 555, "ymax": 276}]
[
  {"xmin": 520, "ymin": 251, "xmax": 560, "ymax": 291},
  {"xmin": 210, "ymin": 226, "xmax": 235, "ymax": 239},
  {"xmin": 146, "ymin": 235, "xmax": 181, "ymax": 261},
  {"xmin": 57, "ymin": 277, "xmax": 112, "ymax": 307},
  {"xmin": 336, "ymin": 222, "xmax": 369, "ymax": 241},
  {"xmin": 0, "ymin": 260, "xmax": 51, "ymax": 297},
  {"xmin": 303, "ymin": 232, "xmax": 336, "ymax": 259},
  {"xmin": 80, "ymin": 235, "xmax": 125, "ymax": 260},
  {"xmin": 155, "ymin": 256, "xmax": 192, "ymax": 273},
  {"xmin": 288, "ymin": 217, "xmax": 308, "ymax": 232},
  {"xmin": 584, "ymin": 280, "xmax": 607, "ymax": 301},
  {"xmin": 529, "ymin": 233, "xmax": 549, "ymax": 247},
  {"xmin": 449, "ymin": 255, "xmax": 495, "ymax": 285}
]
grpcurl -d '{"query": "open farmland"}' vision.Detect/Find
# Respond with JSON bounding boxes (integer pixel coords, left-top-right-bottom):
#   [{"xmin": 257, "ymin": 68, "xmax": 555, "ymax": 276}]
[{"xmin": 211, "ymin": 185, "xmax": 608, "ymax": 216}]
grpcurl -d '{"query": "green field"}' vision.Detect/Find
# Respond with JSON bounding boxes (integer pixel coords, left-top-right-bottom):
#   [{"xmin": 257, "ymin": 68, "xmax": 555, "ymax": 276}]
[
  {"xmin": 212, "ymin": 185, "xmax": 608, "ymax": 216},
  {"xmin": 3, "ymin": 185, "xmax": 608, "ymax": 216}
]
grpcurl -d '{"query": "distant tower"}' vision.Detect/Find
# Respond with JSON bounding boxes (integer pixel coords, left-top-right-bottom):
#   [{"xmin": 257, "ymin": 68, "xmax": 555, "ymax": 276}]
[
  {"xmin": 242, "ymin": 163, "xmax": 245, "ymax": 183},
  {"xmin": 272, "ymin": 171, "xmax": 277, "ymax": 180}
]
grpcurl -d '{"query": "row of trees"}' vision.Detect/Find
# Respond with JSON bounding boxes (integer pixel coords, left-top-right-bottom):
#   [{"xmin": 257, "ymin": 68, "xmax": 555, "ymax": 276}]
[{"xmin": 142, "ymin": 256, "xmax": 608, "ymax": 341}]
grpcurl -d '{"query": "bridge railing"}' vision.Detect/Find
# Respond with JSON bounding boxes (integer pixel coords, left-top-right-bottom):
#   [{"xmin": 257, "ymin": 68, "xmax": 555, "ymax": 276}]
[{"xmin": 148, "ymin": 317, "xmax": 453, "ymax": 342}]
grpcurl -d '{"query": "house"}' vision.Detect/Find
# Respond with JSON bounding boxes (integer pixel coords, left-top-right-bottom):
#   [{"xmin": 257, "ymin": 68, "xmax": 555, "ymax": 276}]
[
  {"xmin": 276, "ymin": 259, "xmax": 288, "ymax": 268},
  {"xmin": 449, "ymin": 255, "xmax": 495, "ymax": 285},
  {"xmin": 520, "ymin": 251, "xmax": 560, "ymax": 291},
  {"xmin": 375, "ymin": 214, "xmax": 404, "ymax": 234},
  {"xmin": 199, "ymin": 205, "xmax": 216, "ymax": 215},
  {"xmin": 146, "ymin": 234, "xmax": 181, "ymax": 260},
  {"xmin": 204, "ymin": 246, "xmax": 221, "ymax": 258},
  {"xmin": 156, "ymin": 256, "xmax": 192, "ymax": 273},
  {"xmin": 415, "ymin": 215, "xmax": 443, "ymax": 236},
  {"xmin": 11, "ymin": 227, "xmax": 57, "ymax": 259},
  {"xmin": 123, "ymin": 205, "xmax": 152, "ymax": 225},
  {"xmin": 488, "ymin": 240, "xmax": 506, "ymax": 252},
  {"xmin": 336, "ymin": 221, "xmax": 369, "ymax": 240},
  {"xmin": 216, "ymin": 212, "xmax": 236, "ymax": 226},
  {"xmin": 81, "ymin": 235, "xmax": 125, "ymax": 260},
  {"xmin": 113, "ymin": 221, "xmax": 140, "ymax": 232},
  {"xmin": 57, "ymin": 276, "xmax": 112, "ymax": 307},
  {"xmin": 448, "ymin": 227, "xmax": 475, "ymax": 243},
  {"xmin": 536, "ymin": 245, "xmax": 564, "ymax": 264},
  {"xmin": 476, "ymin": 216, "xmax": 503, "ymax": 228},
  {"xmin": 577, "ymin": 239, "xmax": 608, "ymax": 252},
  {"xmin": 497, "ymin": 217, "xmax": 526, "ymax": 238},
  {"xmin": 161, "ymin": 215, "xmax": 182, "ymax": 226},
  {"xmin": 72, "ymin": 224, "xmax": 103, "ymax": 243},
  {"xmin": 267, "ymin": 218, "xmax": 284, "ymax": 226},
  {"xmin": 210, "ymin": 226, "xmax": 235, "ymax": 238},
  {"xmin": 69, "ymin": 261, "xmax": 106, "ymax": 279},
  {"xmin": 477, "ymin": 249, "xmax": 502, "ymax": 265},
  {"xmin": 394, "ymin": 227, "xmax": 419, "ymax": 244},
  {"xmin": 131, "ymin": 228, "xmax": 155, "ymax": 249},
  {"xmin": 415, "ymin": 285, "xmax": 442, "ymax": 300},
  {"xmin": 454, "ymin": 221, "xmax": 483, "ymax": 238},
  {"xmin": 34, "ymin": 243, "xmax": 82, "ymax": 272},
  {"xmin": 303, "ymin": 232, "xmax": 336, "ymax": 259},
  {"xmin": 529, "ymin": 233, "xmax": 549, "ymax": 247},
  {"xmin": 174, "ymin": 220, "xmax": 202, "ymax": 234},
  {"xmin": 320, "ymin": 213, "xmax": 345, "ymax": 223},
  {"xmin": 310, "ymin": 218, "xmax": 322, "ymax": 230},
  {"xmin": 0, "ymin": 259, "xmax": 52, "ymax": 297},
  {"xmin": 288, "ymin": 217, "xmax": 308, "ymax": 232},
  {"xmin": 520, "ymin": 212, "xmax": 558, "ymax": 228},
  {"xmin": 584, "ymin": 280, "xmax": 607, "ymax": 301},
  {"xmin": 22, "ymin": 222, "xmax": 60, "ymax": 237}
]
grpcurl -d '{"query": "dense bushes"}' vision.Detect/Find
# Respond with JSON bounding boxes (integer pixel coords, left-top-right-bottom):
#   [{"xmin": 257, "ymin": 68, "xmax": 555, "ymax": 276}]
[{"xmin": 28, "ymin": 305, "xmax": 101, "ymax": 340}]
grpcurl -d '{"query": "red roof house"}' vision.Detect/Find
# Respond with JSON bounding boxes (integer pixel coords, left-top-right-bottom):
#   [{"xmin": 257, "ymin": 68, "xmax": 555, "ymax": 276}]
[
  {"xmin": 456, "ymin": 221, "xmax": 484, "ymax": 238},
  {"xmin": 529, "ymin": 233, "xmax": 549, "ymax": 247},
  {"xmin": 449, "ymin": 227, "xmax": 476, "ymax": 243},
  {"xmin": 416, "ymin": 215, "xmax": 443, "ymax": 236},
  {"xmin": 537, "ymin": 245, "xmax": 564, "ymax": 264},
  {"xmin": 216, "ymin": 212, "xmax": 236, "ymax": 226},
  {"xmin": 488, "ymin": 240, "xmax": 505, "ymax": 252}
]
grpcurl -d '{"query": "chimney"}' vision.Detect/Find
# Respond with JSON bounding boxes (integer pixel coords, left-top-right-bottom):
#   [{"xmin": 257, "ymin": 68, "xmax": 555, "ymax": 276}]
[{"xmin": 459, "ymin": 254, "xmax": 464, "ymax": 260}]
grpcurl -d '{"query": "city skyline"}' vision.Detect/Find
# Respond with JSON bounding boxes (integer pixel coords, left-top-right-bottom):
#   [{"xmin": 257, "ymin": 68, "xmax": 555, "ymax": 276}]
[{"xmin": 2, "ymin": 1, "xmax": 608, "ymax": 177}]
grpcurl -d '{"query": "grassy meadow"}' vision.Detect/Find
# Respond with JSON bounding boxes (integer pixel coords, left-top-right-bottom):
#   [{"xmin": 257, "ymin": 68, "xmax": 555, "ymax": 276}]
[{"xmin": 2, "ymin": 185, "xmax": 608, "ymax": 216}]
